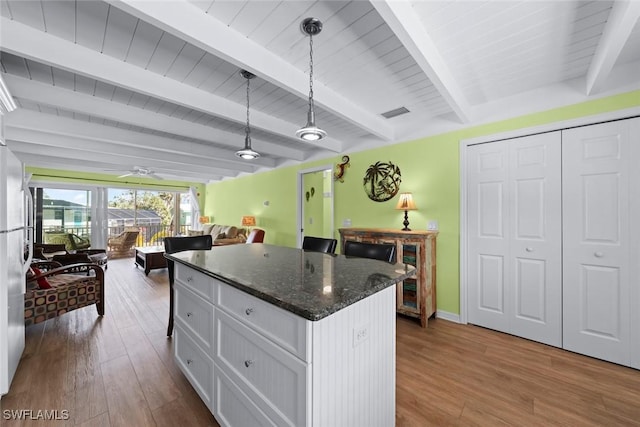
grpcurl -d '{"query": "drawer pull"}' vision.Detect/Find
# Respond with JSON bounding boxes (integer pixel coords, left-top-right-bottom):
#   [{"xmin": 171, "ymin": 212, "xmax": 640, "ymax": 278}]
[
  {"xmin": 244, "ymin": 360, "xmax": 253, "ymax": 368},
  {"xmin": 186, "ymin": 276, "xmax": 193, "ymax": 282},
  {"xmin": 525, "ymin": 247, "xmax": 533, "ymax": 252},
  {"xmin": 187, "ymin": 359, "xmax": 193, "ymax": 365},
  {"xmin": 186, "ymin": 312, "xmax": 193, "ymax": 318},
  {"xmin": 245, "ymin": 308, "xmax": 254, "ymax": 316},
  {"xmin": 594, "ymin": 251, "xmax": 604, "ymax": 258}
]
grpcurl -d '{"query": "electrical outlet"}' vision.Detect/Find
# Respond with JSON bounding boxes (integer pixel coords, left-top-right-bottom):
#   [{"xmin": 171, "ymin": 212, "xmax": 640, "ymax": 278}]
[
  {"xmin": 309, "ymin": 217, "xmax": 313, "ymax": 224},
  {"xmin": 427, "ymin": 220, "xmax": 439, "ymax": 231},
  {"xmin": 343, "ymin": 218, "xmax": 352, "ymax": 227},
  {"xmin": 353, "ymin": 324, "xmax": 369, "ymax": 347}
]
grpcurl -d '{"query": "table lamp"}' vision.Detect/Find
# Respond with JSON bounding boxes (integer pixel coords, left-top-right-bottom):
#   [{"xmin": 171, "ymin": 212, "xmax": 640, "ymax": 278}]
[
  {"xmin": 241, "ymin": 215, "xmax": 256, "ymax": 228},
  {"xmin": 395, "ymin": 193, "xmax": 417, "ymax": 231}
]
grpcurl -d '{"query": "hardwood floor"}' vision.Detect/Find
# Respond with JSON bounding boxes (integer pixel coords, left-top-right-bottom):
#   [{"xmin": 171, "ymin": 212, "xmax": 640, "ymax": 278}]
[{"xmin": 2, "ymin": 257, "xmax": 639, "ymax": 426}]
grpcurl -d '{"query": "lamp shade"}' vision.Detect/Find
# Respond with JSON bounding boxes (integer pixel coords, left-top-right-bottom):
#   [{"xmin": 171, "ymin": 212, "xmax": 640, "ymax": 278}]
[
  {"xmin": 395, "ymin": 193, "xmax": 417, "ymax": 210},
  {"xmin": 241, "ymin": 215, "xmax": 256, "ymax": 227}
]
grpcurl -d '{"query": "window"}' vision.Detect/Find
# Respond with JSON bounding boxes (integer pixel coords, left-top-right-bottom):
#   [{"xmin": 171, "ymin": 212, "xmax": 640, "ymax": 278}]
[
  {"xmin": 34, "ymin": 188, "xmax": 92, "ymax": 245},
  {"xmin": 108, "ymin": 189, "xmax": 189, "ymax": 246}
]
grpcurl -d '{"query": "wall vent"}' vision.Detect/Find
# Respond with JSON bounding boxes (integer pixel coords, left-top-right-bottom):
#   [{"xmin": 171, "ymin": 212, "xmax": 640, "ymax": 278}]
[{"xmin": 381, "ymin": 107, "xmax": 410, "ymax": 119}]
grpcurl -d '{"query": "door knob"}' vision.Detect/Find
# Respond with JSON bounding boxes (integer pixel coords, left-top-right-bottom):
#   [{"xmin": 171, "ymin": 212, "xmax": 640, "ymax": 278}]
[{"xmin": 594, "ymin": 252, "xmax": 604, "ymax": 258}]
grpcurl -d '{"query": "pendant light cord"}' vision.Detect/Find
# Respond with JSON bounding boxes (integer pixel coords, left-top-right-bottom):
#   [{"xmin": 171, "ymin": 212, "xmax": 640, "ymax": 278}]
[
  {"xmin": 308, "ymin": 33, "xmax": 315, "ymax": 111},
  {"xmin": 245, "ymin": 75, "xmax": 251, "ymax": 142}
]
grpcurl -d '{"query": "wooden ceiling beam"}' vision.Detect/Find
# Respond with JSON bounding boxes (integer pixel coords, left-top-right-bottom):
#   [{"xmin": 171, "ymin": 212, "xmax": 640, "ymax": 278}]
[
  {"xmin": 372, "ymin": 0, "xmax": 472, "ymax": 124},
  {"xmin": 586, "ymin": 1, "xmax": 640, "ymax": 95}
]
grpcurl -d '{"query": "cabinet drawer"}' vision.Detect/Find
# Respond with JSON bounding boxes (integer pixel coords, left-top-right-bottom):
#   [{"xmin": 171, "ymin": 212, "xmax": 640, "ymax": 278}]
[
  {"xmin": 175, "ymin": 283, "xmax": 214, "ymax": 352},
  {"xmin": 217, "ymin": 284, "xmax": 309, "ymax": 361},
  {"xmin": 213, "ymin": 366, "xmax": 276, "ymax": 427},
  {"xmin": 174, "ymin": 325, "xmax": 214, "ymax": 411},
  {"xmin": 215, "ymin": 310, "xmax": 308, "ymax": 427},
  {"xmin": 175, "ymin": 263, "xmax": 218, "ymax": 303}
]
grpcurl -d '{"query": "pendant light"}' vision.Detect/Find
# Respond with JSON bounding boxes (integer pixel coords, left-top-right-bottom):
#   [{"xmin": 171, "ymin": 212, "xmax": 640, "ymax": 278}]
[
  {"xmin": 296, "ymin": 17, "xmax": 327, "ymax": 142},
  {"xmin": 236, "ymin": 70, "xmax": 260, "ymax": 160}
]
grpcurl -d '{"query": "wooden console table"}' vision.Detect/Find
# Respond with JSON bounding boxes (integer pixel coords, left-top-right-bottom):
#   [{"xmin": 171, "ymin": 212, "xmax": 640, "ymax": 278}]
[
  {"xmin": 339, "ymin": 228, "xmax": 437, "ymax": 327},
  {"xmin": 134, "ymin": 246, "xmax": 167, "ymax": 275}
]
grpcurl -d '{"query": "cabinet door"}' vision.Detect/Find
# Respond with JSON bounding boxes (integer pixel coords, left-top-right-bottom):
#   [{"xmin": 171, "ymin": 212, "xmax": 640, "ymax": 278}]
[
  {"xmin": 396, "ymin": 242, "xmax": 420, "ymax": 315},
  {"xmin": 562, "ymin": 118, "xmax": 639, "ymax": 366},
  {"xmin": 467, "ymin": 132, "xmax": 562, "ymax": 347}
]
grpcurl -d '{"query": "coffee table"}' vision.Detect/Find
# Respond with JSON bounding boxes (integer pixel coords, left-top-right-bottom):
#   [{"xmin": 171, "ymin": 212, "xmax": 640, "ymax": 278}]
[{"xmin": 134, "ymin": 246, "xmax": 167, "ymax": 275}]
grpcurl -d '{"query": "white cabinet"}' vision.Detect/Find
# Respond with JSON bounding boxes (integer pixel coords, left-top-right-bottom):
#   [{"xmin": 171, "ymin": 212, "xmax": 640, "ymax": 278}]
[
  {"xmin": 465, "ymin": 117, "xmax": 640, "ymax": 368},
  {"xmin": 217, "ymin": 284, "xmax": 309, "ymax": 360},
  {"xmin": 173, "ymin": 262, "xmax": 396, "ymax": 426},
  {"xmin": 214, "ymin": 309, "xmax": 308, "ymax": 427},
  {"xmin": 174, "ymin": 324, "xmax": 214, "ymax": 411}
]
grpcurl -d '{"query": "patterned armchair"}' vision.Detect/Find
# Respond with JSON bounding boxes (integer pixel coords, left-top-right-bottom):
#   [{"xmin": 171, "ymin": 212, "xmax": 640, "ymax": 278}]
[{"xmin": 25, "ymin": 261, "xmax": 105, "ymax": 326}]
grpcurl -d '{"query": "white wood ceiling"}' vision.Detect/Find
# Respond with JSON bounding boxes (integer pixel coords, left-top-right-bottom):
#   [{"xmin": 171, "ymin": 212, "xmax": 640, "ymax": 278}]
[{"xmin": 1, "ymin": 0, "xmax": 639, "ymax": 183}]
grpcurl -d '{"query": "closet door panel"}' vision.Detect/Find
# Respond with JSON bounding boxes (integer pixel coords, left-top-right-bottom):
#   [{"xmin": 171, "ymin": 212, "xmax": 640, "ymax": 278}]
[
  {"xmin": 467, "ymin": 142, "xmax": 510, "ymax": 332},
  {"xmin": 631, "ymin": 120, "xmax": 640, "ymax": 369},
  {"xmin": 562, "ymin": 119, "xmax": 638, "ymax": 366},
  {"xmin": 509, "ymin": 133, "xmax": 562, "ymax": 347}
]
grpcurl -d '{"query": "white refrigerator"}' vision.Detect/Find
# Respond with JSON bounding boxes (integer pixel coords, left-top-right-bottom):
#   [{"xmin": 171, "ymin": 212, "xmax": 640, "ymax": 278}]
[{"xmin": 0, "ymin": 145, "xmax": 31, "ymax": 398}]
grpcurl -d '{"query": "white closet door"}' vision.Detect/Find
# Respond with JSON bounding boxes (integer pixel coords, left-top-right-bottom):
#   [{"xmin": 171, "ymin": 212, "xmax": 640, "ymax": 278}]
[
  {"xmin": 468, "ymin": 141, "xmax": 510, "ymax": 333},
  {"xmin": 563, "ymin": 118, "xmax": 639, "ymax": 366},
  {"xmin": 631, "ymin": 120, "xmax": 640, "ymax": 370},
  {"xmin": 509, "ymin": 134, "xmax": 562, "ymax": 346},
  {"xmin": 468, "ymin": 133, "xmax": 562, "ymax": 346}
]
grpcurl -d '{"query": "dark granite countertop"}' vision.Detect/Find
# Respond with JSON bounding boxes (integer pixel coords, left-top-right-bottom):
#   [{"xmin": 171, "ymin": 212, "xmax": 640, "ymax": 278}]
[{"xmin": 166, "ymin": 243, "xmax": 416, "ymax": 321}]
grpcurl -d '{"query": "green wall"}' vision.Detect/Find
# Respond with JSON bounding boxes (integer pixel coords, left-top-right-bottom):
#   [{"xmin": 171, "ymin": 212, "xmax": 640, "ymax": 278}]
[{"xmin": 205, "ymin": 90, "xmax": 640, "ymax": 316}]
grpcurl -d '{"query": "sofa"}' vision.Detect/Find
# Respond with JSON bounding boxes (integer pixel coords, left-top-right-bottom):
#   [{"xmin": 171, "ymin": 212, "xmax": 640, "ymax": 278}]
[{"xmin": 188, "ymin": 223, "xmax": 248, "ymax": 245}]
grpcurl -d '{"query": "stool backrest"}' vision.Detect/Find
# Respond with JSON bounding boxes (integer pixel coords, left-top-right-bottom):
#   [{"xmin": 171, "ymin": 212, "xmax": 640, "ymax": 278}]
[
  {"xmin": 343, "ymin": 240, "xmax": 396, "ymax": 263},
  {"xmin": 164, "ymin": 235, "xmax": 213, "ymax": 254},
  {"xmin": 302, "ymin": 236, "xmax": 338, "ymax": 254}
]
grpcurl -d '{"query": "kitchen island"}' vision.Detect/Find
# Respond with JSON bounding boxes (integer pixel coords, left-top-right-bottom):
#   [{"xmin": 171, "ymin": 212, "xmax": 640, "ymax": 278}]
[{"xmin": 166, "ymin": 243, "xmax": 415, "ymax": 427}]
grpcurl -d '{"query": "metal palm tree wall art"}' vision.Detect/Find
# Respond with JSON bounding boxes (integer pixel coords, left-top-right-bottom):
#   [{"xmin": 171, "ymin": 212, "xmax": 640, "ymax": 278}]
[{"xmin": 363, "ymin": 161, "xmax": 402, "ymax": 202}]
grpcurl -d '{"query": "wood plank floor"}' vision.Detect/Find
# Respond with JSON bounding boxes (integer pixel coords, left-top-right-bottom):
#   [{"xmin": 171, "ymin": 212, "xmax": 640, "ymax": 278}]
[{"xmin": 2, "ymin": 257, "xmax": 639, "ymax": 426}]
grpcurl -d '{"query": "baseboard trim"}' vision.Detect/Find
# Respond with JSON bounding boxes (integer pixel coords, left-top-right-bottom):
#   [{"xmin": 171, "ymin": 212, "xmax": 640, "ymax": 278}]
[{"xmin": 435, "ymin": 310, "xmax": 461, "ymax": 323}]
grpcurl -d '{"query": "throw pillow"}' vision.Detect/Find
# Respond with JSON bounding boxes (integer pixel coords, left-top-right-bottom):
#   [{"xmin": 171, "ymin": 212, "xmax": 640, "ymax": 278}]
[
  {"xmin": 30, "ymin": 267, "xmax": 53, "ymax": 289},
  {"xmin": 226, "ymin": 226, "xmax": 238, "ymax": 238}
]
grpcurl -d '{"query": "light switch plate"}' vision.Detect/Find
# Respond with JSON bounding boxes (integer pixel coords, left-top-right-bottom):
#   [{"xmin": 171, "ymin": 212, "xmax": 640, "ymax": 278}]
[
  {"xmin": 343, "ymin": 218, "xmax": 352, "ymax": 227},
  {"xmin": 427, "ymin": 220, "xmax": 439, "ymax": 231}
]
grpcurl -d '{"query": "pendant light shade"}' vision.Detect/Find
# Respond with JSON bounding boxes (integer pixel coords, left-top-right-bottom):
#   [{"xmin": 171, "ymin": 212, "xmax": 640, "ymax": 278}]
[
  {"xmin": 296, "ymin": 17, "xmax": 326, "ymax": 142},
  {"xmin": 236, "ymin": 70, "xmax": 260, "ymax": 160},
  {"xmin": 236, "ymin": 136, "xmax": 260, "ymax": 160}
]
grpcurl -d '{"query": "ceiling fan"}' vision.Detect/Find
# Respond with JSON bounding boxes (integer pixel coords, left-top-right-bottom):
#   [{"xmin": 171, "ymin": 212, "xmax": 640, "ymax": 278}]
[{"xmin": 107, "ymin": 167, "xmax": 164, "ymax": 180}]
